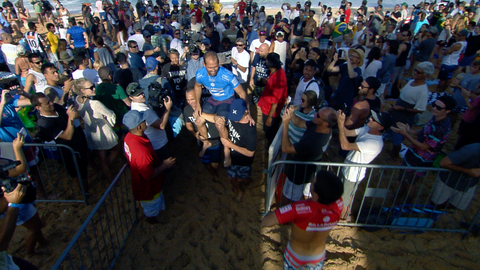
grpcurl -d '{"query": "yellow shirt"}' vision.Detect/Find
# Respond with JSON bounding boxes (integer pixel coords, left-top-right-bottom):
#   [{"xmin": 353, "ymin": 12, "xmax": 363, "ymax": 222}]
[
  {"xmin": 47, "ymin": 32, "xmax": 59, "ymax": 53},
  {"xmin": 213, "ymin": 2, "xmax": 223, "ymax": 14}
]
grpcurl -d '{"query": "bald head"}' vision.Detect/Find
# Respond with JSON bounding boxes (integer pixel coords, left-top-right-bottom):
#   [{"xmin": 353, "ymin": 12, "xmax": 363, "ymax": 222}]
[
  {"xmin": 1, "ymin": 33, "xmax": 12, "ymax": 44},
  {"xmin": 259, "ymin": 43, "xmax": 269, "ymax": 58}
]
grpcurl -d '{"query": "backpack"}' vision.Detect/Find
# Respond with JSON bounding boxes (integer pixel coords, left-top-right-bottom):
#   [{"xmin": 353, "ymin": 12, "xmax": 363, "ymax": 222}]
[{"xmin": 305, "ymin": 78, "xmax": 326, "ymax": 107}]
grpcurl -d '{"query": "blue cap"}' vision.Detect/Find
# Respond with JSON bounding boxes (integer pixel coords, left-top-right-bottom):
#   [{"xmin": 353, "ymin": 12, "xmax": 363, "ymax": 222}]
[
  {"xmin": 227, "ymin": 99, "xmax": 247, "ymax": 121},
  {"xmin": 201, "ymin": 38, "xmax": 211, "ymax": 45},
  {"xmin": 145, "ymin": 56, "xmax": 159, "ymax": 71},
  {"xmin": 123, "ymin": 110, "xmax": 147, "ymax": 130}
]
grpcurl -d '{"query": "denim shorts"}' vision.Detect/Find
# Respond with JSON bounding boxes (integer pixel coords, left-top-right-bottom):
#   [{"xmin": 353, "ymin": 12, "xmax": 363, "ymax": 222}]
[
  {"xmin": 139, "ymin": 192, "xmax": 165, "ymax": 217},
  {"xmin": 0, "ymin": 203, "xmax": 37, "ymax": 226}
]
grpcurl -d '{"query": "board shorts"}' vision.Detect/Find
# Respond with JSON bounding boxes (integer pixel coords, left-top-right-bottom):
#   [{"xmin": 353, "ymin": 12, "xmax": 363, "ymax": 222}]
[
  {"xmin": 139, "ymin": 192, "xmax": 165, "ymax": 217},
  {"xmin": 284, "ymin": 242, "xmax": 325, "ymax": 270},
  {"xmin": 438, "ymin": 64, "xmax": 457, "ymax": 80},
  {"xmin": 227, "ymin": 165, "xmax": 251, "ymax": 179},
  {"xmin": 199, "ymin": 144, "xmax": 221, "ymax": 164},
  {"xmin": 203, "ymin": 95, "xmax": 235, "ymax": 118},
  {"xmin": 431, "ymin": 176, "xmax": 476, "ymax": 211}
]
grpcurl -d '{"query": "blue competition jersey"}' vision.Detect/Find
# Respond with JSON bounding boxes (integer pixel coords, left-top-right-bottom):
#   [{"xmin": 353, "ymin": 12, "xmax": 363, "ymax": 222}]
[{"xmin": 196, "ymin": 67, "xmax": 239, "ymax": 101}]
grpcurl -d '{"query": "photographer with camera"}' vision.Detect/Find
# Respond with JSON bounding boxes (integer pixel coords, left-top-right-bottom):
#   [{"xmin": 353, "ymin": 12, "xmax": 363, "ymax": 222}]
[{"xmin": 0, "ymin": 133, "xmax": 47, "ymax": 262}]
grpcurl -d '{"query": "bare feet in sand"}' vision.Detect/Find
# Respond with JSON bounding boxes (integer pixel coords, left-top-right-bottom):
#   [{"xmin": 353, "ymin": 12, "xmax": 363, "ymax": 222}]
[{"xmin": 199, "ymin": 140, "xmax": 212, "ymax": 157}]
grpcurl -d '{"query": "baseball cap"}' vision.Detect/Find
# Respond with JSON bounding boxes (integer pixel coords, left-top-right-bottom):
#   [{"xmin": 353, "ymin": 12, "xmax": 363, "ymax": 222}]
[
  {"xmin": 477, "ymin": 1, "xmax": 480, "ymax": 5},
  {"xmin": 133, "ymin": 23, "xmax": 142, "ymax": 31},
  {"xmin": 228, "ymin": 99, "xmax": 248, "ymax": 121},
  {"xmin": 276, "ymin": 31, "xmax": 284, "ymax": 37},
  {"xmin": 145, "ymin": 56, "xmax": 159, "ymax": 71},
  {"xmin": 327, "ymin": 12, "xmax": 332, "ymax": 16},
  {"xmin": 126, "ymin": 82, "xmax": 145, "ymax": 97},
  {"xmin": 417, "ymin": 61, "xmax": 435, "ymax": 76},
  {"xmin": 123, "ymin": 110, "xmax": 147, "ymax": 130},
  {"xmin": 281, "ymin": 18, "xmax": 288, "ymax": 23},
  {"xmin": 259, "ymin": 30, "xmax": 266, "ymax": 35},
  {"xmin": 213, "ymin": 15, "xmax": 220, "ymax": 22},
  {"xmin": 142, "ymin": 30, "xmax": 151, "ymax": 37},
  {"xmin": 364, "ymin": 77, "xmax": 381, "ymax": 92},
  {"xmin": 371, "ymin": 110, "xmax": 393, "ymax": 129},
  {"xmin": 458, "ymin": 29, "xmax": 470, "ymax": 36},
  {"xmin": 201, "ymin": 38, "xmax": 211, "ymax": 45}
]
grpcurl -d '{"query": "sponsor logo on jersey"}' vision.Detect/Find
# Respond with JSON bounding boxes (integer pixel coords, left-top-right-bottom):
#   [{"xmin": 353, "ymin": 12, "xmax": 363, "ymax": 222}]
[{"xmin": 279, "ymin": 204, "xmax": 292, "ymax": 214}]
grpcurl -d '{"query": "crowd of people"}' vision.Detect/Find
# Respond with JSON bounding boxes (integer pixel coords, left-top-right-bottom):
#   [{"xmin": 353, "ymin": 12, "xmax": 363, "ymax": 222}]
[{"xmin": 0, "ymin": 0, "xmax": 480, "ymax": 269}]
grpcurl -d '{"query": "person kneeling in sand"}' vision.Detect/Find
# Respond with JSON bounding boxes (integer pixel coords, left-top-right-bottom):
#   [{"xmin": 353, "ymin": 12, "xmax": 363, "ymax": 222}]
[
  {"xmin": 123, "ymin": 110, "xmax": 175, "ymax": 224},
  {"xmin": 216, "ymin": 99, "xmax": 256, "ymax": 201},
  {"xmin": 262, "ymin": 170, "xmax": 343, "ymax": 270}
]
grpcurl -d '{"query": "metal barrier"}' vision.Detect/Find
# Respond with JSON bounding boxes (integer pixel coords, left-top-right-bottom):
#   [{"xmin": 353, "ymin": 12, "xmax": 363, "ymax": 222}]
[
  {"xmin": 19, "ymin": 143, "xmax": 87, "ymax": 203},
  {"xmin": 266, "ymin": 160, "xmax": 480, "ymax": 234},
  {"xmin": 51, "ymin": 164, "xmax": 137, "ymax": 269}
]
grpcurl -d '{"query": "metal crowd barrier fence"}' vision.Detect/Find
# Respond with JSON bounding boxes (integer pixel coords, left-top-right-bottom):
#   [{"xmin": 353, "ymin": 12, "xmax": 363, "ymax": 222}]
[
  {"xmin": 266, "ymin": 160, "xmax": 480, "ymax": 234},
  {"xmin": 51, "ymin": 164, "xmax": 137, "ymax": 269},
  {"xmin": 0, "ymin": 142, "xmax": 88, "ymax": 203}
]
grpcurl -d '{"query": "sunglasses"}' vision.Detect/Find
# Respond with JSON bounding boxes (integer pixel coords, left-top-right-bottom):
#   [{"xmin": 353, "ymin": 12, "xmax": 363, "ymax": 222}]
[
  {"xmin": 236, "ymin": 44, "xmax": 244, "ymax": 46},
  {"xmin": 32, "ymin": 61, "xmax": 42, "ymax": 64},
  {"xmin": 315, "ymin": 112, "xmax": 327, "ymax": 122},
  {"xmin": 301, "ymin": 98, "xmax": 305, "ymax": 103},
  {"xmin": 174, "ymin": 32, "xmax": 180, "ymax": 35},
  {"xmin": 433, "ymin": 103, "xmax": 445, "ymax": 110},
  {"xmin": 414, "ymin": 69, "xmax": 424, "ymax": 75},
  {"xmin": 83, "ymin": 85, "xmax": 95, "ymax": 91},
  {"xmin": 130, "ymin": 45, "xmax": 138, "ymax": 49}
]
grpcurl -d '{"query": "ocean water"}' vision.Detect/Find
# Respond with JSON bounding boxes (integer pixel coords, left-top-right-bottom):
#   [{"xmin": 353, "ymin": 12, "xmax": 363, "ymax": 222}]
[{"xmin": 24, "ymin": 0, "xmax": 412, "ymax": 16}]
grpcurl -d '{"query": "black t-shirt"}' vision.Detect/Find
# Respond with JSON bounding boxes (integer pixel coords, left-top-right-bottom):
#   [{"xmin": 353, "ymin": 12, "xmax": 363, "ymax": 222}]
[
  {"xmin": 251, "ymin": 54, "xmax": 269, "ymax": 86},
  {"xmin": 144, "ymin": 24, "xmax": 155, "ymax": 35},
  {"xmin": 205, "ymin": 32, "xmax": 221, "ymax": 52},
  {"xmin": 227, "ymin": 120, "xmax": 256, "ymax": 166},
  {"xmin": 183, "ymin": 105, "xmax": 220, "ymax": 147},
  {"xmin": 35, "ymin": 104, "xmax": 87, "ymax": 153},
  {"xmin": 292, "ymin": 17, "xmax": 306, "ymax": 36},
  {"xmin": 113, "ymin": 67, "xmax": 143, "ymax": 92},
  {"xmin": 391, "ymin": 11, "xmax": 401, "ymax": 24},
  {"xmin": 161, "ymin": 63, "xmax": 187, "ymax": 100},
  {"xmin": 286, "ymin": 121, "xmax": 331, "ymax": 184}
]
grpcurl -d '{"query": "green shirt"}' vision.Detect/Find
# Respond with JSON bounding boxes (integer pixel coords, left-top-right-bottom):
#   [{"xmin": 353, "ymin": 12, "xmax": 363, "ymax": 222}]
[{"xmin": 93, "ymin": 82, "xmax": 129, "ymax": 125}]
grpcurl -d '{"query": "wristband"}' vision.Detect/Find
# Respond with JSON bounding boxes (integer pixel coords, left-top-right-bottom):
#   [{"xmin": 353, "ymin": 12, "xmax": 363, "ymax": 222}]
[{"xmin": 8, "ymin": 203, "xmax": 21, "ymax": 208}]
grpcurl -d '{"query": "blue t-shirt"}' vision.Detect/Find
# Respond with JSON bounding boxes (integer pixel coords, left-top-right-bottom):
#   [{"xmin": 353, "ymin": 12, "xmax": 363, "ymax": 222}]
[
  {"xmin": 0, "ymin": 98, "xmax": 33, "ymax": 143},
  {"xmin": 128, "ymin": 52, "xmax": 146, "ymax": 75},
  {"xmin": 196, "ymin": 66, "xmax": 239, "ymax": 101},
  {"xmin": 67, "ymin": 26, "xmax": 86, "ymax": 48}
]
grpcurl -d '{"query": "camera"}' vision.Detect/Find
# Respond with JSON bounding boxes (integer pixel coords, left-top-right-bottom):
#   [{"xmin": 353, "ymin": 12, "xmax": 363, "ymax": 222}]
[
  {"xmin": 0, "ymin": 158, "xmax": 36, "ymax": 204},
  {"xmin": 184, "ymin": 30, "xmax": 200, "ymax": 53},
  {"xmin": 0, "ymin": 72, "xmax": 21, "ymax": 94},
  {"xmin": 148, "ymin": 81, "xmax": 171, "ymax": 113}
]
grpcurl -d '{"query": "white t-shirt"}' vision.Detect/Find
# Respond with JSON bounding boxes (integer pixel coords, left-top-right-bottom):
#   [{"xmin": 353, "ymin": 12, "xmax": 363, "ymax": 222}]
[
  {"xmin": 95, "ymin": 0, "xmax": 104, "ymax": 13},
  {"xmin": 126, "ymin": 34, "xmax": 145, "ymax": 51},
  {"xmin": 131, "ymin": 102, "xmax": 168, "ymax": 150},
  {"xmin": 363, "ymin": 60, "xmax": 382, "ymax": 80},
  {"xmin": 291, "ymin": 10, "xmax": 299, "ymax": 20},
  {"xmin": 191, "ymin": 23, "xmax": 202, "ymax": 33},
  {"xmin": 400, "ymin": 80, "xmax": 429, "ymax": 111},
  {"xmin": 231, "ymin": 47, "xmax": 250, "ymax": 83},
  {"xmin": 1, "ymin": 44, "xmax": 17, "ymax": 72},
  {"xmin": 342, "ymin": 126, "xmax": 384, "ymax": 182},
  {"xmin": 282, "ymin": 6, "xmax": 292, "ymax": 23},
  {"xmin": 170, "ymin": 38, "xmax": 184, "ymax": 56},
  {"xmin": 72, "ymin": 68, "xmax": 102, "ymax": 85},
  {"xmin": 293, "ymin": 77, "xmax": 320, "ymax": 105},
  {"xmin": 249, "ymin": 39, "xmax": 271, "ymax": 55},
  {"xmin": 352, "ymin": 29, "xmax": 364, "ymax": 47}
]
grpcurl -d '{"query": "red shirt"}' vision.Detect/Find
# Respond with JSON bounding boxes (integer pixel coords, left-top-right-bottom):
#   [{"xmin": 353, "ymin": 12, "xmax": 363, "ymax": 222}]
[
  {"xmin": 258, "ymin": 68, "xmax": 288, "ymax": 117},
  {"xmin": 190, "ymin": 8, "xmax": 202, "ymax": 23},
  {"xmin": 238, "ymin": 1, "xmax": 246, "ymax": 14},
  {"xmin": 124, "ymin": 132, "xmax": 163, "ymax": 201},
  {"xmin": 462, "ymin": 95, "xmax": 480, "ymax": 123},
  {"xmin": 345, "ymin": 8, "xmax": 351, "ymax": 23},
  {"xmin": 275, "ymin": 199, "xmax": 343, "ymax": 231}
]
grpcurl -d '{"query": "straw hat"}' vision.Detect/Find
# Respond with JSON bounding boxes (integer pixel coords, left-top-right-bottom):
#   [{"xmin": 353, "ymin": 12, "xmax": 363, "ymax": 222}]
[
  {"xmin": 59, "ymin": 51, "xmax": 73, "ymax": 62},
  {"xmin": 348, "ymin": 48, "xmax": 365, "ymax": 66}
]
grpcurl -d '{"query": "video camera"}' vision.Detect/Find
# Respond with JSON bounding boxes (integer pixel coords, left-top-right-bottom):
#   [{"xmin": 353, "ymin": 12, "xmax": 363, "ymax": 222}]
[
  {"xmin": 183, "ymin": 30, "xmax": 200, "ymax": 53},
  {"xmin": 0, "ymin": 73, "xmax": 22, "ymax": 99},
  {"xmin": 0, "ymin": 158, "xmax": 36, "ymax": 204},
  {"xmin": 148, "ymin": 81, "xmax": 171, "ymax": 116}
]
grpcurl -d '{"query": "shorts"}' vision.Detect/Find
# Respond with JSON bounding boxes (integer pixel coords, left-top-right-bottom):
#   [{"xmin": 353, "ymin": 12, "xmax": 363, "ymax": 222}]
[
  {"xmin": 139, "ymin": 192, "xmax": 165, "ymax": 217},
  {"xmin": 438, "ymin": 64, "xmax": 457, "ymax": 80},
  {"xmin": 202, "ymin": 95, "xmax": 235, "ymax": 118},
  {"xmin": 284, "ymin": 242, "xmax": 325, "ymax": 270},
  {"xmin": 391, "ymin": 66, "xmax": 406, "ymax": 83},
  {"xmin": 0, "ymin": 203, "xmax": 37, "ymax": 226},
  {"xmin": 319, "ymin": 38, "xmax": 329, "ymax": 50},
  {"xmin": 459, "ymin": 54, "xmax": 476, "ymax": 67},
  {"xmin": 332, "ymin": 34, "xmax": 343, "ymax": 43},
  {"xmin": 199, "ymin": 144, "xmax": 221, "ymax": 164},
  {"xmin": 226, "ymin": 165, "xmax": 251, "ymax": 179},
  {"xmin": 431, "ymin": 177, "xmax": 476, "ymax": 210},
  {"xmin": 283, "ymin": 177, "xmax": 310, "ymax": 202}
]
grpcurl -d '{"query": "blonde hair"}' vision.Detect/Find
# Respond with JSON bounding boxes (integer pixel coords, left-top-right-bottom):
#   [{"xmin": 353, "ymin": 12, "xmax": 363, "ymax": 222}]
[
  {"xmin": 73, "ymin": 78, "xmax": 91, "ymax": 96},
  {"xmin": 93, "ymin": 60, "xmax": 104, "ymax": 70}
]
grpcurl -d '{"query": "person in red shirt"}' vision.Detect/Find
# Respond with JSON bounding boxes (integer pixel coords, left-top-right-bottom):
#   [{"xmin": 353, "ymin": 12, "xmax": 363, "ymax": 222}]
[
  {"xmin": 345, "ymin": 2, "xmax": 352, "ymax": 23},
  {"xmin": 258, "ymin": 52, "xmax": 288, "ymax": 146},
  {"xmin": 190, "ymin": 2, "xmax": 203, "ymax": 23},
  {"xmin": 262, "ymin": 170, "xmax": 344, "ymax": 270},
  {"xmin": 123, "ymin": 110, "xmax": 176, "ymax": 224},
  {"xmin": 237, "ymin": 0, "xmax": 246, "ymax": 20}
]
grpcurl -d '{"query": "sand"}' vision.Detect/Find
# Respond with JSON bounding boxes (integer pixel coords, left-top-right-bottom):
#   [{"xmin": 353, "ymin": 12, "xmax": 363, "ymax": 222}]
[{"xmin": 5, "ymin": 6, "xmax": 480, "ymax": 270}]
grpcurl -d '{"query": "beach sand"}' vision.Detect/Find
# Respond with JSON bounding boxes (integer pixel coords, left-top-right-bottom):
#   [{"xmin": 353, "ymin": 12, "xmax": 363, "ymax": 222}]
[{"xmin": 6, "ymin": 6, "xmax": 480, "ymax": 270}]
